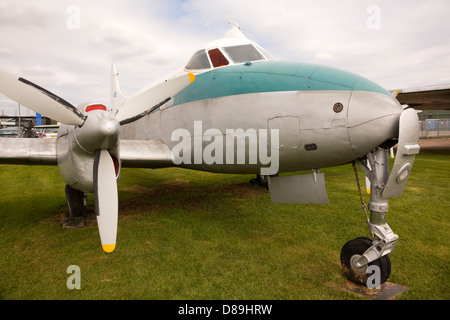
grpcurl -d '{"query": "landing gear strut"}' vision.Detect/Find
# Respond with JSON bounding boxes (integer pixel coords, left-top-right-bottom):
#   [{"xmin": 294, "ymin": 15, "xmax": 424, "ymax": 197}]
[
  {"xmin": 249, "ymin": 174, "xmax": 269, "ymax": 188},
  {"xmin": 341, "ymin": 108, "xmax": 420, "ymax": 287},
  {"xmin": 65, "ymin": 184, "xmax": 86, "ymax": 218},
  {"xmin": 63, "ymin": 184, "xmax": 87, "ymax": 228}
]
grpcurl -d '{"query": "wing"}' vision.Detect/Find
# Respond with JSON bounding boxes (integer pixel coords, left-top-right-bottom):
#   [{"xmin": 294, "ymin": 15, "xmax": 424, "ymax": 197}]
[
  {"xmin": 119, "ymin": 139, "xmax": 174, "ymax": 168},
  {"xmin": 0, "ymin": 137, "xmax": 175, "ymax": 169},
  {"xmin": 0, "ymin": 138, "xmax": 57, "ymax": 165},
  {"xmin": 391, "ymin": 84, "xmax": 450, "ymax": 110}
]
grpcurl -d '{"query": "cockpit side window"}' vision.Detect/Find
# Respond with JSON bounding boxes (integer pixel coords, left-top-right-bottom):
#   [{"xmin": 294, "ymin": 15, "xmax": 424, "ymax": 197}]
[
  {"xmin": 208, "ymin": 48, "xmax": 229, "ymax": 68},
  {"xmin": 255, "ymin": 44, "xmax": 275, "ymax": 61},
  {"xmin": 223, "ymin": 44, "xmax": 265, "ymax": 64},
  {"xmin": 186, "ymin": 49, "xmax": 211, "ymax": 70}
]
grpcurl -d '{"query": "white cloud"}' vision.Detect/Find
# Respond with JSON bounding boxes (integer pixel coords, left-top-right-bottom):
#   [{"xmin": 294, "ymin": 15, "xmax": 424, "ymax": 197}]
[
  {"xmin": 0, "ymin": 0, "xmax": 449, "ymax": 112},
  {"xmin": 313, "ymin": 52, "xmax": 335, "ymax": 62}
]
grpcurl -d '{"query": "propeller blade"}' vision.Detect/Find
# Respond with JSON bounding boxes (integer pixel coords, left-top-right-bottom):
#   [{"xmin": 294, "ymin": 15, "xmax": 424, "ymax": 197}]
[
  {"xmin": 94, "ymin": 149, "xmax": 118, "ymax": 253},
  {"xmin": 116, "ymin": 73, "xmax": 195, "ymax": 125},
  {"xmin": 365, "ymin": 160, "xmax": 371, "ymax": 194},
  {"xmin": 366, "ymin": 160, "xmax": 372, "ymax": 194},
  {"xmin": 0, "ymin": 69, "xmax": 85, "ymax": 126},
  {"xmin": 365, "ymin": 176, "xmax": 371, "ymax": 194}
]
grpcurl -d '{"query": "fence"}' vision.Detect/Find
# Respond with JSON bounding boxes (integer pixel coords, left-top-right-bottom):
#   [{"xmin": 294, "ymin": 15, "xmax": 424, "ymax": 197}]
[{"xmin": 419, "ymin": 119, "xmax": 450, "ymax": 138}]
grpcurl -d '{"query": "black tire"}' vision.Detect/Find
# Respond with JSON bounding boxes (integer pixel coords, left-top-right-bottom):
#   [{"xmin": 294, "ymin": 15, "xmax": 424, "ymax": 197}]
[{"xmin": 340, "ymin": 237, "xmax": 391, "ymax": 286}]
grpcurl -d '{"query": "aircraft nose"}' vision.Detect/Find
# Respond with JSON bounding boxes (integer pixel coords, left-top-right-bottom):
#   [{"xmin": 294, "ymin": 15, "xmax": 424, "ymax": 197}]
[{"xmin": 347, "ymin": 91, "xmax": 403, "ymax": 157}]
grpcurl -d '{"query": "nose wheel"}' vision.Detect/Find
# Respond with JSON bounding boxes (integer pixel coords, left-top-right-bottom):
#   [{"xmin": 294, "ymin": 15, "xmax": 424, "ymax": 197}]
[{"xmin": 340, "ymin": 237, "xmax": 391, "ymax": 286}]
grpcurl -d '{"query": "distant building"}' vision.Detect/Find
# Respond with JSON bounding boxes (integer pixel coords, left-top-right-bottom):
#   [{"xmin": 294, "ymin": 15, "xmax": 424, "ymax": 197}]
[{"xmin": 1, "ymin": 105, "xmax": 54, "ymax": 128}]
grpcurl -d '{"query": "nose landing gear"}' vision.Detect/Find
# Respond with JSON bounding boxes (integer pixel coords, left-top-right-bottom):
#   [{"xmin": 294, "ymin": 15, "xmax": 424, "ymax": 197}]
[{"xmin": 341, "ymin": 108, "xmax": 420, "ymax": 287}]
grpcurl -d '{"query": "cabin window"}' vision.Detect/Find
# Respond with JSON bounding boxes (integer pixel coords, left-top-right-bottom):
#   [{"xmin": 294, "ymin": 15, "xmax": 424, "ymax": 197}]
[
  {"xmin": 223, "ymin": 44, "xmax": 265, "ymax": 64},
  {"xmin": 186, "ymin": 49, "xmax": 211, "ymax": 70},
  {"xmin": 208, "ymin": 48, "xmax": 229, "ymax": 68}
]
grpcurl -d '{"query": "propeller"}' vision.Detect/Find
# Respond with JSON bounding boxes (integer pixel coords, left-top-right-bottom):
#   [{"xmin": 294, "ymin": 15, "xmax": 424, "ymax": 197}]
[
  {"xmin": 116, "ymin": 72, "xmax": 196, "ymax": 125},
  {"xmin": 0, "ymin": 69, "xmax": 86, "ymax": 126},
  {"xmin": 94, "ymin": 149, "xmax": 119, "ymax": 253},
  {"xmin": 0, "ymin": 66, "xmax": 195, "ymax": 252}
]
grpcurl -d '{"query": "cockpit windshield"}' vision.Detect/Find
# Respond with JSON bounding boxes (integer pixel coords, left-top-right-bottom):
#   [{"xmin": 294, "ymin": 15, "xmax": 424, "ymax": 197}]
[
  {"xmin": 185, "ymin": 43, "xmax": 273, "ymax": 71},
  {"xmin": 222, "ymin": 44, "xmax": 265, "ymax": 64},
  {"xmin": 208, "ymin": 48, "xmax": 229, "ymax": 68},
  {"xmin": 186, "ymin": 50, "xmax": 211, "ymax": 70}
]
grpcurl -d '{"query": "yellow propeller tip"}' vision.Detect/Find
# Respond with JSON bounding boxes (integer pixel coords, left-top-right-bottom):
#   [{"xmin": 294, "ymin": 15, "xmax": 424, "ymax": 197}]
[
  {"xmin": 188, "ymin": 73, "xmax": 196, "ymax": 83},
  {"xmin": 102, "ymin": 244, "xmax": 116, "ymax": 253}
]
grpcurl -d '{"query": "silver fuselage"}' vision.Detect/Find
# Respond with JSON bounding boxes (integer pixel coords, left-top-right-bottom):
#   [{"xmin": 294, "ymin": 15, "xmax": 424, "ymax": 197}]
[{"xmin": 121, "ymin": 61, "xmax": 402, "ymax": 174}]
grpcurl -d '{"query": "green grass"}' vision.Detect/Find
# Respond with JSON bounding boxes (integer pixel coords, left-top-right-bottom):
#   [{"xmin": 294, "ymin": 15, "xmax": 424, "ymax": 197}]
[{"xmin": 0, "ymin": 151, "xmax": 448, "ymax": 300}]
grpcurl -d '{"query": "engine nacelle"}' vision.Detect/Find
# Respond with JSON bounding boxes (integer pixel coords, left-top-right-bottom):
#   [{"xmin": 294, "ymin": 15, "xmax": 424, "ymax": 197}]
[{"xmin": 56, "ymin": 104, "xmax": 120, "ymax": 193}]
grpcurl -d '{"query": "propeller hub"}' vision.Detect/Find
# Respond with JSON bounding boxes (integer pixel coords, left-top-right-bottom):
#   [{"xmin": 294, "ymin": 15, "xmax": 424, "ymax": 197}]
[
  {"xmin": 75, "ymin": 105, "xmax": 120, "ymax": 153},
  {"xmin": 99, "ymin": 115, "xmax": 119, "ymax": 137}
]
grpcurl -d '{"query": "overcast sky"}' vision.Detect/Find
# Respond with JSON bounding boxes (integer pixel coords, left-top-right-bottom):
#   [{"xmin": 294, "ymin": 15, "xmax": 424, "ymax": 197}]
[{"xmin": 1, "ymin": 0, "xmax": 449, "ymax": 114}]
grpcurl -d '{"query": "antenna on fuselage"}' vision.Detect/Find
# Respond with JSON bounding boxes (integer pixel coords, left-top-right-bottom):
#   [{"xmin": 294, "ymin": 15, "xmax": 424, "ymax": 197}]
[
  {"xmin": 224, "ymin": 21, "xmax": 246, "ymax": 39},
  {"xmin": 228, "ymin": 21, "xmax": 240, "ymax": 30}
]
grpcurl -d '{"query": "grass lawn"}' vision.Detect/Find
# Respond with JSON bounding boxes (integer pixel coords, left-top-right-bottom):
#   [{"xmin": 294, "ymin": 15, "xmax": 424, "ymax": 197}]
[{"xmin": 0, "ymin": 150, "xmax": 448, "ymax": 300}]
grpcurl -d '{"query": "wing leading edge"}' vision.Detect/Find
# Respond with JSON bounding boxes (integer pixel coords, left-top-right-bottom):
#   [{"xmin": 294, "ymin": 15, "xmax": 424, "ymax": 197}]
[
  {"xmin": 0, "ymin": 138, "xmax": 57, "ymax": 165},
  {"xmin": 119, "ymin": 139, "xmax": 174, "ymax": 168},
  {"xmin": 0, "ymin": 138, "xmax": 174, "ymax": 169}
]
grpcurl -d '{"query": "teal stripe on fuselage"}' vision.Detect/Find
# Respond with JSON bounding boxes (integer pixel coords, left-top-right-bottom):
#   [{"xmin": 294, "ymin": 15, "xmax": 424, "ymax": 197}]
[{"xmin": 173, "ymin": 61, "xmax": 390, "ymax": 106}]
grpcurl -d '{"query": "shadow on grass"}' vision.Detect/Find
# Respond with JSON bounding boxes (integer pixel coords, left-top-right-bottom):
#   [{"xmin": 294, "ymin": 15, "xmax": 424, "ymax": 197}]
[{"xmin": 117, "ymin": 175, "xmax": 267, "ymax": 218}]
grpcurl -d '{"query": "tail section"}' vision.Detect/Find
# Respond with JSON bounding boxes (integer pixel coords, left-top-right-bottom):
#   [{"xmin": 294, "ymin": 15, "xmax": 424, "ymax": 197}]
[{"xmin": 111, "ymin": 63, "xmax": 127, "ymax": 113}]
